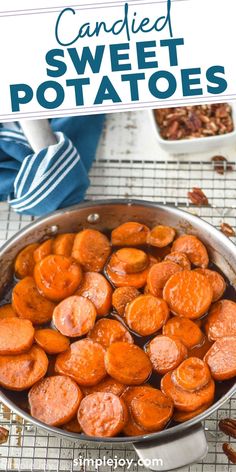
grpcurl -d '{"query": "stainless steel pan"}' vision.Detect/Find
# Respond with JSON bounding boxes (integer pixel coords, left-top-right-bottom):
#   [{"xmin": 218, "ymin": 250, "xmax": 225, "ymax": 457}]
[{"xmin": 0, "ymin": 200, "xmax": 235, "ymax": 471}]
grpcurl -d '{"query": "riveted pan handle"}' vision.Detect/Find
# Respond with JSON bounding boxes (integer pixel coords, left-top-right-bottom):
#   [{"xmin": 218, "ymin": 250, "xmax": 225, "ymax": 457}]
[{"xmin": 133, "ymin": 423, "xmax": 208, "ymax": 471}]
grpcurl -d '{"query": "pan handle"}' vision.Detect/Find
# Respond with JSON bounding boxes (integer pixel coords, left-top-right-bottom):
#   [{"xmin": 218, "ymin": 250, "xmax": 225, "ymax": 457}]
[
  {"xmin": 133, "ymin": 423, "xmax": 208, "ymax": 471},
  {"xmin": 19, "ymin": 119, "xmax": 57, "ymax": 152}
]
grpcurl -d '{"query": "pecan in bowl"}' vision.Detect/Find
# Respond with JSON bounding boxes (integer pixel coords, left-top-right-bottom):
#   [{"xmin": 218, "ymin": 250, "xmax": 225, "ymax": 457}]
[{"xmin": 154, "ymin": 104, "xmax": 234, "ymax": 141}]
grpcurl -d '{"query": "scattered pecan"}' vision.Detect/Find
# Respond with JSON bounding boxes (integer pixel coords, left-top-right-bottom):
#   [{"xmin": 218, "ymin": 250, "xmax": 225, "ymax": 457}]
[
  {"xmin": 222, "ymin": 443, "xmax": 236, "ymax": 464},
  {"xmin": 211, "ymin": 156, "xmax": 233, "ymax": 175},
  {"xmin": 220, "ymin": 223, "xmax": 236, "ymax": 237},
  {"xmin": 188, "ymin": 188, "xmax": 209, "ymax": 206},
  {"xmin": 219, "ymin": 418, "xmax": 236, "ymax": 439},
  {"xmin": 0, "ymin": 426, "xmax": 9, "ymax": 444},
  {"xmin": 154, "ymin": 104, "xmax": 234, "ymax": 140}
]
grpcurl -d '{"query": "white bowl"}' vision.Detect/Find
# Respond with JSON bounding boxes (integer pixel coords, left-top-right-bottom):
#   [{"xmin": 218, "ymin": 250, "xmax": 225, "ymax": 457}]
[{"xmin": 149, "ymin": 103, "xmax": 236, "ymax": 154}]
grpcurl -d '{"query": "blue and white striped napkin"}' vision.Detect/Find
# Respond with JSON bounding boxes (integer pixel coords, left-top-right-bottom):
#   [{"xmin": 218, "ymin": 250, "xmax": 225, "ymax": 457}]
[{"xmin": 0, "ymin": 115, "xmax": 105, "ymax": 216}]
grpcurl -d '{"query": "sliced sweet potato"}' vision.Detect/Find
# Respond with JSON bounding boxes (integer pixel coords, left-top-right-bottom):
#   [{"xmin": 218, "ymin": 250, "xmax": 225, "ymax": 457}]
[
  {"xmin": 34, "ymin": 329, "xmax": 70, "ymax": 354},
  {"xmin": 78, "ymin": 392, "xmax": 128, "ymax": 437},
  {"xmin": 112, "ymin": 286, "xmax": 140, "ymax": 317},
  {"xmin": 34, "ymin": 239, "xmax": 53, "ymax": 263},
  {"xmin": 88, "ymin": 318, "xmax": 133, "ymax": 349},
  {"xmin": 174, "ymin": 358, "xmax": 211, "ymax": 391},
  {"xmin": 164, "ymin": 251, "xmax": 191, "ymax": 270},
  {"xmin": 111, "ymin": 222, "xmax": 149, "ymax": 246},
  {"xmin": 147, "ymin": 335, "xmax": 187, "ymax": 374},
  {"xmin": 55, "ymin": 339, "xmax": 106, "ymax": 386},
  {"xmin": 72, "ymin": 229, "xmax": 111, "ymax": 272},
  {"xmin": 106, "ymin": 265, "xmax": 148, "ymax": 289},
  {"xmin": 29, "ymin": 375, "xmax": 82, "ymax": 426},
  {"xmin": 0, "ymin": 318, "xmax": 34, "ymax": 355},
  {"xmin": 173, "ymin": 402, "xmax": 212, "ymax": 422},
  {"xmin": 131, "ymin": 387, "xmax": 173, "ymax": 431},
  {"xmin": 147, "ymin": 225, "xmax": 175, "ymax": 248},
  {"xmin": 163, "ymin": 270, "xmax": 213, "ymax": 319},
  {"xmin": 147, "ymin": 261, "xmax": 182, "ymax": 298},
  {"xmin": 76, "ymin": 272, "xmax": 113, "ymax": 317},
  {"xmin": 0, "ymin": 304, "xmax": 17, "ymax": 320},
  {"xmin": 82, "ymin": 376, "xmax": 126, "ymax": 397},
  {"xmin": 0, "ymin": 345, "xmax": 48, "ymax": 391},
  {"xmin": 205, "ymin": 300, "xmax": 236, "ymax": 341},
  {"xmin": 121, "ymin": 385, "xmax": 154, "ymax": 436},
  {"xmin": 171, "ymin": 235, "xmax": 209, "ymax": 268},
  {"xmin": 194, "ymin": 268, "xmax": 226, "ymax": 302},
  {"xmin": 161, "ymin": 371, "xmax": 215, "ymax": 412},
  {"xmin": 105, "ymin": 342, "xmax": 152, "ymax": 385},
  {"xmin": 53, "ymin": 296, "xmax": 96, "ymax": 337},
  {"xmin": 12, "ymin": 277, "xmax": 56, "ymax": 325},
  {"xmin": 204, "ymin": 336, "xmax": 236, "ymax": 380},
  {"xmin": 53, "ymin": 233, "xmax": 75, "ymax": 257},
  {"xmin": 14, "ymin": 243, "xmax": 39, "ymax": 278},
  {"xmin": 163, "ymin": 317, "xmax": 204, "ymax": 349},
  {"xmin": 125, "ymin": 295, "xmax": 169, "ymax": 336},
  {"xmin": 109, "ymin": 248, "xmax": 149, "ymax": 274},
  {"xmin": 34, "ymin": 255, "xmax": 82, "ymax": 302}
]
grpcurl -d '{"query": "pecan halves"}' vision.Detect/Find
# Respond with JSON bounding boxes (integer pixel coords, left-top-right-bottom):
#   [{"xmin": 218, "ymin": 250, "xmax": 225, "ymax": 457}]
[
  {"xmin": 0, "ymin": 426, "xmax": 9, "ymax": 444},
  {"xmin": 188, "ymin": 188, "xmax": 209, "ymax": 206},
  {"xmin": 211, "ymin": 156, "xmax": 233, "ymax": 175},
  {"xmin": 220, "ymin": 223, "xmax": 236, "ymax": 237},
  {"xmin": 222, "ymin": 443, "xmax": 236, "ymax": 464},
  {"xmin": 219, "ymin": 418, "xmax": 236, "ymax": 439}
]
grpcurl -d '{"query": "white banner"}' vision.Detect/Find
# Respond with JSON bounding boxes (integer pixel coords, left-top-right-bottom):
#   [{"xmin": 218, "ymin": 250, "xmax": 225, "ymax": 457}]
[{"xmin": 0, "ymin": 0, "xmax": 235, "ymax": 121}]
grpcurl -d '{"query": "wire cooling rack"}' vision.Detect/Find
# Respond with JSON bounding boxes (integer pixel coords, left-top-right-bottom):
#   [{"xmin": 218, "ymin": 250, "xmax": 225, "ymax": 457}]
[{"xmin": 0, "ymin": 111, "xmax": 236, "ymax": 472}]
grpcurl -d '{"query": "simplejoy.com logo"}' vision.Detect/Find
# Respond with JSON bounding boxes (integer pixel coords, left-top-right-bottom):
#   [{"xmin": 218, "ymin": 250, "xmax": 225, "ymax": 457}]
[{"xmin": 73, "ymin": 455, "xmax": 164, "ymax": 470}]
